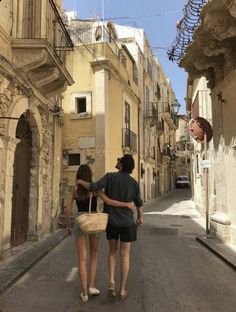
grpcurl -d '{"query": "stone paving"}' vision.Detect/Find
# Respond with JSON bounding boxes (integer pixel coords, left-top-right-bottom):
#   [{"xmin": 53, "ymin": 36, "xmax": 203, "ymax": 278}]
[
  {"xmin": 0, "ymin": 191, "xmax": 236, "ymax": 297},
  {"xmin": 0, "ymin": 229, "xmax": 67, "ymax": 294}
]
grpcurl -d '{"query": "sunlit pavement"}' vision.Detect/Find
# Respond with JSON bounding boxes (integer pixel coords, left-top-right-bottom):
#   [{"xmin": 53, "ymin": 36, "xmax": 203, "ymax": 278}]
[{"xmin": 1, "ymin": 189, "xmax": 236, "ymax": 312}]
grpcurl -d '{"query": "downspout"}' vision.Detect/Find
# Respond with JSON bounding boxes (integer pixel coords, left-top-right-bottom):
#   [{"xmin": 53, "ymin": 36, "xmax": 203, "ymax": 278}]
[{"xmin": 138, "ymin": 98, "xmax": 141, "ymax": 185}]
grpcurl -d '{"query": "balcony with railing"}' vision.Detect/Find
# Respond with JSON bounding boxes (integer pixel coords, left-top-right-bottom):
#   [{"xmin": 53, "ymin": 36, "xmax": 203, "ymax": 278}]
[
  {"xmin": 12, "ymin": 0, "xmax": 74, "ymax": 98},
  {"xmin": 156, "ymin": 119, "xmax": 164, "ymax": 134},
  {"xmin": 162, "ymin": 144, "xmax": 176, "ymax": 161},
  {"xmin": 69, "ymin": 25, "xmax": 126, "ymax": 63},
  {"xmin": 122, "ymin": 128, "xmax": 137, "ymax": 152},
  {"xmin": 162, "ymin": 103, "xmax": 177, "ymax": 129},
  {"xmin": 144, "ymin": 103, "xmax": 158, "ymax": 118}
]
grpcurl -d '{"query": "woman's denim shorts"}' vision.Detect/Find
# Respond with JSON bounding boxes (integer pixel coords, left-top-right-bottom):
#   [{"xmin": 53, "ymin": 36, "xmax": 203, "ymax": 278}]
[{"xmin": 72, "ymin": 212, "xmax": 87, "ymax": 237}]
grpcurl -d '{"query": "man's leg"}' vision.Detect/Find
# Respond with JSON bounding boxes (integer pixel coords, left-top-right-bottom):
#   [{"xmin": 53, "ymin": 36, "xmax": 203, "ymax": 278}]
[
  {"xmin": 119, "ymin": 241, "xmax": 131, "ymax": 296},
  {"xmin": 108, "ymin": 239, "xmax": 118, "ymax": 289}
]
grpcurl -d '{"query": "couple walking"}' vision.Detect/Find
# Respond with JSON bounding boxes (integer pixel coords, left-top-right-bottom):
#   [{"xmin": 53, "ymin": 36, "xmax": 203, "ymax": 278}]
[{"xmin": 66, "ymin": 154, "xmax": 143, "ymax": 303}]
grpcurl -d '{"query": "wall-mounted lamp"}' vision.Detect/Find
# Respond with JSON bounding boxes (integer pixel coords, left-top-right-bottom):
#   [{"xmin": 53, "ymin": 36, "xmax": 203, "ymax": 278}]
[{"xmin": 171, "ymin": 99, "xmax": 181, "ymax": 115}]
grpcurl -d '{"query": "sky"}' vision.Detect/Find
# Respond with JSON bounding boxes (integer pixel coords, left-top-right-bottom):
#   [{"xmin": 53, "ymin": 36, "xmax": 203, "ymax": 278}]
[{"xmin": 63, "ymin": 0, "xmax": 188, "ymax": 113}]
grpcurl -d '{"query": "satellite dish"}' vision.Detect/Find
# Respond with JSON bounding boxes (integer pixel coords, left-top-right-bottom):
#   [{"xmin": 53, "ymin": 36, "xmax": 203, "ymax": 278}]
[{"xmin": 189, "ymin": 117, "xmax": 213, "ymax": 143}]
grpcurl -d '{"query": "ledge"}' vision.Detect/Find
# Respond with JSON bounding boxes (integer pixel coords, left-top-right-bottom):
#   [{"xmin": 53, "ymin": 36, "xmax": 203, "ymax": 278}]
[{"xmin": 196, "ymin": 234, "xmax": 236, "ymax": 270}]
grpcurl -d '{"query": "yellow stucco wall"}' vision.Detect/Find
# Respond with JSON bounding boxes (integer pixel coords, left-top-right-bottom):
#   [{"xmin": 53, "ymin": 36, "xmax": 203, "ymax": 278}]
[{"xmin": 62, "ymin": 43, "xmax": 139, "ymax": 187}]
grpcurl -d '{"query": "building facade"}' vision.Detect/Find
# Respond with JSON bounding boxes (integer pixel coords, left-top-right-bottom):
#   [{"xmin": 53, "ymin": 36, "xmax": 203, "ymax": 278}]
[
  {"xmin": 115, "ymin": 24, "xmax": 178, "ymax": 199},
  {"xmin": 0, "ymin": 0, "xmax": 73, "ymax": 258},
  {"xmin": 176, "ymin": 0, "xmax": 236, "ymax": 245},
  {"xmin": 61, "ymin": 19, "xmax": 139, "ymax": 200},
  {"xmin": 61, "ymin": 19, "xmax": 179, "ymax": 206},
  {"xmin": 175, "ymin": 114, "xmax": 191, "ymax": 180}
]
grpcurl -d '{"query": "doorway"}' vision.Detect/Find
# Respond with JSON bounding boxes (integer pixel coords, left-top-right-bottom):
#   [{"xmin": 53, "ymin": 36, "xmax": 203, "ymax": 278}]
[{"xmin": 11, "ymin": 114, "xmax": 32, "ymax": 246}]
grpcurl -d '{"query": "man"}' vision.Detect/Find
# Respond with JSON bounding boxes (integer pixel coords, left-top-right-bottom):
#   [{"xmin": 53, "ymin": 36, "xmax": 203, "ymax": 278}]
[
  {"xmin": 115, "ymin": 157, "xmax": 122, "ymax": 171},
  {"xmin": 77, "ymin": 154, "xmax": 143, "ymax": 300}
]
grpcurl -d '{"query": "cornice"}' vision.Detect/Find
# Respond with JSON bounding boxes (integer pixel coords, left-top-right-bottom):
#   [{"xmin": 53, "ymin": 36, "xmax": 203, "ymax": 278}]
[{"xmin": 181, "ymin": 0, "xmax": 236, "ymax": 90}]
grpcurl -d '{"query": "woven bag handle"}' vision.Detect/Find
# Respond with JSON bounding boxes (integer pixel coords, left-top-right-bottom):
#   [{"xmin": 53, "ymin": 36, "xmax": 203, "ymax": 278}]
[
  {"xmin": 88, "ymin": 192, "xmax": 92, "ymax": 214},
  {"xmin": 88, "ymin": 192, "xmax": 99, "ymax": 214}
]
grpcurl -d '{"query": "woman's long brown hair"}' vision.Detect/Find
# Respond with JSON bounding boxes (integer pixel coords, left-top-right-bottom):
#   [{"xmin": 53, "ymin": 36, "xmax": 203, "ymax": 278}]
[{"xmin": 75, "ymin": 164, "xmax": 92, "ymax": 201}]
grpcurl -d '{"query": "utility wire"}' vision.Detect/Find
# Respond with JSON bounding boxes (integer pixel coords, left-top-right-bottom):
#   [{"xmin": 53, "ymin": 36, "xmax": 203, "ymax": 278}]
[
  {"xmin": 103, "ymin": 10, "xmax": 182, "ymax": 21},
  {"xmin": 69, "ymin": 28, "xmax": 105, "ymax": 66},
  {"xmin": 69, "ymin": 26, "xmax": 168, "ymax": 64}
]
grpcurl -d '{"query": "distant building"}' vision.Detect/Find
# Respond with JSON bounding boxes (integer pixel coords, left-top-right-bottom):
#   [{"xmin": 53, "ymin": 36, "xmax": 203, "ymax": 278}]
[{"xmin": 61, "ymin": 18, "xmax": 178, "ymax": 204}]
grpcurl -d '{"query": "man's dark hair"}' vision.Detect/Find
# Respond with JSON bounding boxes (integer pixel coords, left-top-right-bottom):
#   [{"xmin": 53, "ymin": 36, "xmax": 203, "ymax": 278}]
[{"xmin": 120, "ymin": 154, "xmax": 135, "ymax": 173}]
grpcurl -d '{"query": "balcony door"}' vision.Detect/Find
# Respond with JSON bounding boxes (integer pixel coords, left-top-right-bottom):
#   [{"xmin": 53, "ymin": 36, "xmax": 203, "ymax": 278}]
[
  {"xmin": 124, "ymin": 101, "xmax": 130, "ymax": 146},
  {"xmin": 23, "ymin": 0, "xmax": 41, "ymax": 38}
]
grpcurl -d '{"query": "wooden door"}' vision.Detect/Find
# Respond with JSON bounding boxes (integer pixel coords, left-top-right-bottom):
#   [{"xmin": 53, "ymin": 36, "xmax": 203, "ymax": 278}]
[{"xmin": 11, "ymin": 115, "xmax": 32, "ymax": 246}]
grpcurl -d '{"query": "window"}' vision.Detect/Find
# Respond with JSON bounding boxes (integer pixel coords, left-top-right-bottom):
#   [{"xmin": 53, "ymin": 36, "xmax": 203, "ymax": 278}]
[
  {"xmin": 68, "ymin": 154, "xmax": 80, "ymax": 166},
  {"xmin": 76, "ymin": 97, "xmax": 86, "ymax": 114},
  {"xmin": 63, "ymin": 149, "xmax": 81, "ymax": 171},
  {"xmin": 70, "ymin": 91, "xmax": 92, "ymax": 119},
  {"xmin": 119, "ymin": 51, "xmax": 127, "ymax": 68},
  {"xmin": 124, "ymin": 101, "xmax": 130, "ymax": 130},
  {"xmin": 147, "ymin": 59, "xmax": 152, "ymax": 78},
  {"xmin": 145, "ymin": 86, "xmax": 150, "ymax": 115},
  {"xmin": 133, "ymin": 63, "xmax": 138, "ymax": 85}
]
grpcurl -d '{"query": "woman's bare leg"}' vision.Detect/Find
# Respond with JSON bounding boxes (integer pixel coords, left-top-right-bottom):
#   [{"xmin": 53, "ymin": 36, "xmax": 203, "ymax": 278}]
[
  {"xmin": 75, "ymin": 236, "xmax": 88, "ymax": 295},
  {"xmin": 89, "ymin": 234, "xmax": 100, "ymax": 288}
]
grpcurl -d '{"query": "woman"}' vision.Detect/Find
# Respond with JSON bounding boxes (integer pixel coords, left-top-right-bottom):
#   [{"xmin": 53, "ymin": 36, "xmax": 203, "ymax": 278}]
[{"xmin": 66, "ymin": 164, "xmax": 134, "ymax": 303}]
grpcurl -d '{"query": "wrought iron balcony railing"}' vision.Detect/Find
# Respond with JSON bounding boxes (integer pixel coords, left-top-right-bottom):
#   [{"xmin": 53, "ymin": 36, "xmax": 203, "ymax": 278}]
[
  {"xmin": 156, "ymin": 120, "xmax": 164, "ymax": 133},
  {"xmin": 69, "ymin": 25, "xmax": 126, "ymax": 61},
  {"xmin": 144, "ymin": 103, "xmax": 158, "ymax": 119},
  {"xmin": 122, "ymin": 128, "xmax": 137, "ymax": 152}
]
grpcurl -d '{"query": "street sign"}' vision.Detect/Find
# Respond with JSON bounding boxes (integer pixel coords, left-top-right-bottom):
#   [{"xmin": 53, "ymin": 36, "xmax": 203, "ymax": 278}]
[{"xmin": 200, "ymin": 160, "xmax": 210, "ymax": 168}]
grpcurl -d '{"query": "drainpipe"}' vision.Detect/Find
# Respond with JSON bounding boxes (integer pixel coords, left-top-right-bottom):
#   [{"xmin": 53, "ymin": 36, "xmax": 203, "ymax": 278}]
[{"xmin": 138, "ymin": 98, "xmax": 141, "ymax": 185}]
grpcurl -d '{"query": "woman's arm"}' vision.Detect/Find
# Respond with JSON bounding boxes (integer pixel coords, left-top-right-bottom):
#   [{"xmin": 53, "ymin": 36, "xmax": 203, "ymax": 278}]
[
  {"xmin": 96, "ymin": 190, "xmax": 135, "ymax": 209},
  {"xmin": 65, "ymin": 187, "xmax": 75, "ymax": 235}
]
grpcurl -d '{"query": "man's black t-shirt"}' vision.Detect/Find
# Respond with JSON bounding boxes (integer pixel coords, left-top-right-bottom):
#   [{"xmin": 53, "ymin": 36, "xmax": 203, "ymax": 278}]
[{"xmin": 89, "ymin": 171, "xmax": 143, "ymax": 226}]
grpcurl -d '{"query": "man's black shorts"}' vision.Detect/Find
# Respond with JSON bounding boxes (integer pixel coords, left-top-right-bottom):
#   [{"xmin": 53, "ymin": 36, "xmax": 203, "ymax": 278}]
[{"xmin": 106, "ymin": 223, "xmax": 137, "ymax": 242}]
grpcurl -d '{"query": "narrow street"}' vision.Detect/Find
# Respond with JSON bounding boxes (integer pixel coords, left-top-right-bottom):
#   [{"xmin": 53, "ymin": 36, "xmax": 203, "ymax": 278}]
[{"xmin": 1, "ymin": 190, "xmax": 236, "ymax": 312}]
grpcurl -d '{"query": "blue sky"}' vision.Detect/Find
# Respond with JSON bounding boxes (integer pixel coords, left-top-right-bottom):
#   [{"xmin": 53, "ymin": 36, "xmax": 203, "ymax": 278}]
[{"xmin": 63, "ymin": 0, "xmax": 188, "ymax": 113}]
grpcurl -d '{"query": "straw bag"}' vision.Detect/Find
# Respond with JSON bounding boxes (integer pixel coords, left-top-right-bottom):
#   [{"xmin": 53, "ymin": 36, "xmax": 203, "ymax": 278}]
[{"xmin": 76, "ymin": 193, "xmax": 108, "ymax": 235}]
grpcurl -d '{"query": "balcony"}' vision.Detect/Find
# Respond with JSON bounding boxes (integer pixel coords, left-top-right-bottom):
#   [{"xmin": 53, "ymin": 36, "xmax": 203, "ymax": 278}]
[
  {"xmin": 162, "ymin": 105, "xmax": 177, "ymax": 129},
  {"xmin": 144, "ymin": 103, "xmax": 158, "ymax": 118},
  {"xmin": 69, "ymin": 24, "xmax": 126, "ymax": 62},
  {"xmin": 144, "ymin": 103, "xmax": 158, "ymax": 126},
  {"xmin": 156, "ymin": 119, "xmax": 164, "ymax": 134},
  {"xmin": 12, "ymin": 0, "xmax": 74, "ymax": 98},
  {"xmin": 162, "ymin": 144, "xmax": 176, "ymax": 161},
  {"xmin": 122, "ymin": 128, "xmax": 137, "ymax": 152}
]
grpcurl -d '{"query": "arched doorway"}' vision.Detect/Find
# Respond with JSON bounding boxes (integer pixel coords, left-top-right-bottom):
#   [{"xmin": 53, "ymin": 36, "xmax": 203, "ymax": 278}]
[{"xmin": 11, "ymin": 114, "xmax": 32, "ymax": 246}]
